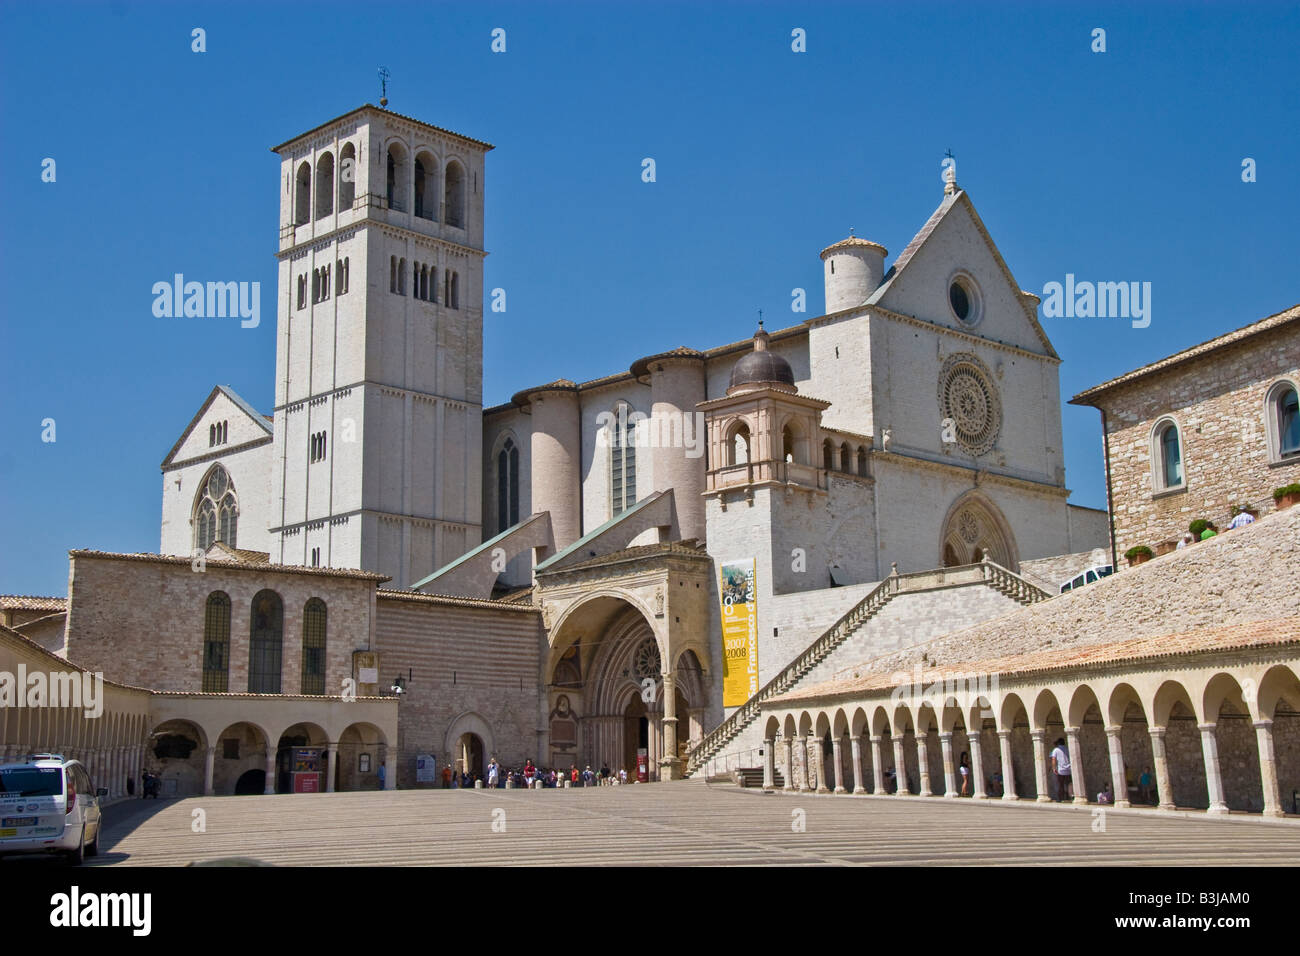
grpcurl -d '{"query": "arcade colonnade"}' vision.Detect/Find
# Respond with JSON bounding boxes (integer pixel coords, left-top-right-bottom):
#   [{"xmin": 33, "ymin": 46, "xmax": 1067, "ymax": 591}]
[{"xmin": 760, "ymin": 622, "xmax": 1300, "ymax": 817}]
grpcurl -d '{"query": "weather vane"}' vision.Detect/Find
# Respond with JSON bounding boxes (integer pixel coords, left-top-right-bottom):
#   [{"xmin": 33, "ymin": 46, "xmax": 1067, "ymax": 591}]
[
  {"xmin": 758, "ymin": 309, "xmax": 764, "ymax": 328},
  {"xmin": 379, "ymin": 67, "xmax": 391, "ymax": 107}
]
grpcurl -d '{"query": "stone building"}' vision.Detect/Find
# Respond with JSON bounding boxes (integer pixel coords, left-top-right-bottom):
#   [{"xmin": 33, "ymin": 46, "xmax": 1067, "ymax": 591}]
[
  {"xmin": 13, "ymin": 102, "xmax": 1294, "ymax": 812},
  {"xmin": 1070, "ymin": 304, "xmax": 1300, "ymax": 565}
]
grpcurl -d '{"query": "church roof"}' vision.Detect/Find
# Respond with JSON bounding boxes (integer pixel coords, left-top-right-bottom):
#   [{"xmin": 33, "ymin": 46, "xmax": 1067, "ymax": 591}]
[
  {"xmin": 270, "ymin": 104, "xmax": 494, "ymax": 153},
  {"xmin": 1069, "ymin": 302, "xmax": 1300, "ymax": 406},
  {"xmin": 538, "ymin": 540, "xmax": 710, "ymax": 575},
  {"xmin": 68, "ymin": 550, "xmax": 391, "ymax": 583},
  {"xmin": 0, "ymin": 595, "xmax": 67, "ymax": 613},
  {"xmin": 728, "ymin": 325, "xmax": 796, "ymax": 392},
  {"xmin": 820, "ymin": 235, "xmax": 887, "ymax": 258}
]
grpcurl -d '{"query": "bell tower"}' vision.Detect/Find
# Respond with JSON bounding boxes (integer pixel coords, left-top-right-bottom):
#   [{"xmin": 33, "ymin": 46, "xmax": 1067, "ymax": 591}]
[{"xmin": 267, "ymin": 105, "xmax": 493, "ymax": 585}]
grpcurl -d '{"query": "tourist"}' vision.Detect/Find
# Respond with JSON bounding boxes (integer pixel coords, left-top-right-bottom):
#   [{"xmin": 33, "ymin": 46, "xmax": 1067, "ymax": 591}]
[
  {"xmin": 1097, "ymin": 780, "xmax": 1112, "ymax": 804},
  {"xmin": 958, "ymin": 751, "xmax": 970, "ymax": 796},
  {"xmin": 570, "ymin": 765, "xmax": 579, "ymax": 786},
  {"xmin": 441, "ymin": 764, "xmax": 452, "ymax": 789},
  {"xmin": 600, "ymin": 764, "xmax": 611, "ymax": 785},
  {"xmin": 1050, "ymin": 738, "xmax": 1072, "ymax": 801},
  {"xmin": 1139, "ymin": 766, "xmax": 1153, "ymax": 804},
  {"xmin": 1175, "ymin": 532, "xmax": 1194, "ymax": 550},
  {"xmin": 1200, "ymin": 522, "xmax": 1218, "ymax": 541},
  {"xmin": 487, "ymin": 758, "xmax": 499, "ymax": 789},
  {"xmin": 991, "ymin": 768, "xmax": 1003, "ymax": 798},
  {"xmin": 1228, "ymin": 505, "xmax": 1255, "ymax": 530},
  {"xmin": 619, "ymin": 767, "xmax": 628, "ymax": 785},
  {"xmin": 377, "ymin": 762, "xmax": 386, "ymax": 790}
]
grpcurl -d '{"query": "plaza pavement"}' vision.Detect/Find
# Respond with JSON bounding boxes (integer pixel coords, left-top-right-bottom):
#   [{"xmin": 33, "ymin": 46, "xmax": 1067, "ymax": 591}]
[{"xmin": 68, "ymin": 779, "xmax": 1300, "ymax": 867}]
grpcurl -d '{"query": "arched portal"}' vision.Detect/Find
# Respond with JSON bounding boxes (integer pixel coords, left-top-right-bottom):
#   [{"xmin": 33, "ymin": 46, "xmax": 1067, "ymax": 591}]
[
  {"xmin": 939, "ymin": 490, "xmax": 1019, "ymax": 570},
  {"xmin": 544, "ymin": 593, "xmax": 687, "ymax": 780}
]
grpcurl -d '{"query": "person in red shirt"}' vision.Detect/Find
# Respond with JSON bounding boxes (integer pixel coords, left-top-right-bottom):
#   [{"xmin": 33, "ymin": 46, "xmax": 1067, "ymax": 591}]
[{"xmin": 441, "ymin": 764, "xmax": 453, "ymax": 789}]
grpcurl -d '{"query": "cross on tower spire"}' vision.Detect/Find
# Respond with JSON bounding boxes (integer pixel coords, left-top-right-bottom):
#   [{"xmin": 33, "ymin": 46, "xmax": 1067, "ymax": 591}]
[{"xmin": 379, "ymin": 67, "xmax": 391, "ymax": 107}]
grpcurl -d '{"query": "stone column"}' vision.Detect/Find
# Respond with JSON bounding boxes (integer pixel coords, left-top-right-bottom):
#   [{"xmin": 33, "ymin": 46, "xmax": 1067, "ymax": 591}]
[
  {"xmin": 1253, "ymin": 720, "xmax": 1284, "ymax": 818},
  {"xmin": 762, "ymin": 738, "xmax": 776, "ymax": 790},
  {"xmin": 326, "ymin": 743, "xmax": 339, "ymax": 793},
  {"xmin": 916, "ymin": 733, "xmax": 933, "ymax": 797},
  {"xmin": 849, "ymin": 735, "xmax": 865, "ymax": 793},
  {"xmin": 997, "ymin": 731, "xmax": 1018, "ymax": 801},
  {"xmin": 815, "ymin": 738, "xmax": 830, "ymax": 794},
  {"xmin": 782, "ymin": 737, "xmax": 795, "ymax": 791},
  {"xmin": 130, "ymin": 745, "xmax": 142, "ymax": 798},
  {"xmin": 660, "ymin": 672, "xmax": 680, "ymax": 780},
  {"xmin": 869, "ymin": 735, "xmax": 886, "ymax": 795},
  {"xmin": 831, "ymin": 736, "xmax": 846, "ymax": 794},
  {"xmin": 939, "ymin": 732, "xmax": 958, "ymax": 798},
  {"xmin": 1198, "ymin": 723, "xmax": 1229, "ymax": 814},
  {"xmin": 891, "ymin": 736, "xmax": 909, "ymax": 795},
  {"xmin": 1066, "ymin": 727, "xmax": 1087, "ymax": 805},
  {"xmin": 203, "ymin": 747, "xmax": 216, "ymax": 796},
  {"xmin": 797, "ymin": 736, "xmax": 810, "ymax": 792},
  {"xmin": 1149, "ymin": 727, "xmax": 1175, "ymax": 810},
  {"xmin": 1105, "ymin": 725, "xmax": 1130, "ymax": 808},
  {"xmin": 967, "ymin": 731, "xmax": 988, "ymax": 799},
  {"xmin": 263, "ymin": 746, "xmax": 276, "ymax": 795}
]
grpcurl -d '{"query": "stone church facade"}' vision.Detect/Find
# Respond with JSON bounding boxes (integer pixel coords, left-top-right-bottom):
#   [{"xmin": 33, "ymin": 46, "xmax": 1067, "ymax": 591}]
[{"xmin": 9, "ymin": 103, "xmax": 1295, "ymax": 809}]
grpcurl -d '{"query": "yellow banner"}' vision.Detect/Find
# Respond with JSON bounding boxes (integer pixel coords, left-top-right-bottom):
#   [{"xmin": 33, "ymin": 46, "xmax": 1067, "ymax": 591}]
[{"xmin": 720, "ymin": 559, "xmax": 758, "ymax": 706}]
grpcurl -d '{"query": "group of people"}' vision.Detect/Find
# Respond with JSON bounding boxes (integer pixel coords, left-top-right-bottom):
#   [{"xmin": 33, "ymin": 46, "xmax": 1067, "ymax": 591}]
[
  {"xmin": 439, "ymin": 758, "xmax": 633, "ymax": 789},
  {"xmin": 1050, "ymin": 738, "xmax": 1157, "ymax": 805}
]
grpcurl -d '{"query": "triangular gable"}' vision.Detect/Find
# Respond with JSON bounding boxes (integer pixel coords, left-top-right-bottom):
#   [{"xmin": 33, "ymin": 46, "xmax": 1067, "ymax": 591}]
[
  {"xmin": 870, "ymin": 190, "xmax": 1058, "ymax": 359},
  {"xmin": 161, "ymin": 384, "xmax": 274, "ymax": 469}
]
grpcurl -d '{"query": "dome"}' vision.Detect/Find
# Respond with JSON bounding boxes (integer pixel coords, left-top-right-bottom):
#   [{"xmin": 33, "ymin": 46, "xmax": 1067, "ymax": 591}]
[{"xmin": 728, "ymin": 324, "xmax": 796, "ymax": 393}]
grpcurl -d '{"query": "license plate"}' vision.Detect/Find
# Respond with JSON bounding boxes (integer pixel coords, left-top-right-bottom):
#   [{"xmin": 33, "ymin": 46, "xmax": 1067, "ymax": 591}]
[
  {"xmin": 2, "ymin": 817, "xmax": 37, "ymax": 828},
  {"xmin": 0, "ymin": 829, "xmax": 15, "ymax": 837}
]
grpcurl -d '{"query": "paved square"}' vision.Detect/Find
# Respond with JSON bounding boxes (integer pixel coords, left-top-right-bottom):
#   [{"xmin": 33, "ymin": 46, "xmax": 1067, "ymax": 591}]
[{"xmin": 79, "ymin": 782, "xmax": 1300, "ymax": 867}]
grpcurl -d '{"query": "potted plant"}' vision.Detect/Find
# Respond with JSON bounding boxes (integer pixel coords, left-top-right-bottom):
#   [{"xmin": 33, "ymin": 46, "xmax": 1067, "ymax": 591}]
[
  {"xmin": 1124, "ymin": 545, "xmax": 1153, "ymax": 566},
  {"xmin": 1274, "ymin": 483, "xmax": 1300, "ymax": 510}
]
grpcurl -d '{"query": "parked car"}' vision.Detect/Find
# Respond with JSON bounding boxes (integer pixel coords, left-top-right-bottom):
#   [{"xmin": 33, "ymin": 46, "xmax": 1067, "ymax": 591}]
[
  {"xmin": 1059, "ymin": 565, "xmax": 1114, "ymax": 593},
  {"xmin": 0, "ymin": 753, "xmax": 105, "ymax": 864}
]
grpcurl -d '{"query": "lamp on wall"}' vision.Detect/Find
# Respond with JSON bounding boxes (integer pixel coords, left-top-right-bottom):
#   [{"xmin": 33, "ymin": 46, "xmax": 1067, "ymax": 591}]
[{"xmin": 390, "ymin": 668, "xmax": 412, "ymax": 696}]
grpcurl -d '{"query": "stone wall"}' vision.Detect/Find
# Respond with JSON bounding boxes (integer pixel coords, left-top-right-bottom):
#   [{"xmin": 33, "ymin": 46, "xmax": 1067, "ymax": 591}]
[
  {"xmin": 374, "ymin": 592, "xmax": 542, "ymax": 787},
  {"xmin": 1084, "ymin": 321, "xmax": 1299, "ymax": 561}
]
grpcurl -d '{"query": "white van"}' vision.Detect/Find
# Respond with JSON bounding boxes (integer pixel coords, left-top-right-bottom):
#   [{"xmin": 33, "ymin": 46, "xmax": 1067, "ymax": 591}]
[
  {"xmin": 0, "ymin": 753, "xmax": 105, "ymax": 864},
  {"xmin": 1059, "ymin": 565, "xmax": 1114, "ymax": 594}
]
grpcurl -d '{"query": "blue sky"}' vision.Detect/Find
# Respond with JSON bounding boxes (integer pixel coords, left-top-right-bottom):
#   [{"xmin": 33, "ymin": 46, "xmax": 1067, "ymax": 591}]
[{"xmin": 1, "ymin": 0, "xmax": 1296, "ymax": 596}]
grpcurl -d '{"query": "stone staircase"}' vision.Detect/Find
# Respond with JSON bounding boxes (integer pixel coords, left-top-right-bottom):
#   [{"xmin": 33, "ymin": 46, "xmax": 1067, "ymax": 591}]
[
  {"xmin": 733, "ymin": 767, "xmax": 784, "ymax": 789},
  {"xmin": 685, "ymin": 560, "xmax": 1049, "ymax": 776}
]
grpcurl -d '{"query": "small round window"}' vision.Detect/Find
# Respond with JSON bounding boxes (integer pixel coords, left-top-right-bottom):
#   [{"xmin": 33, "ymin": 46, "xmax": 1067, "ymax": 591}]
[{"xmin": 948, "ymin": 274, "xmax": 981, "ymax": 325}]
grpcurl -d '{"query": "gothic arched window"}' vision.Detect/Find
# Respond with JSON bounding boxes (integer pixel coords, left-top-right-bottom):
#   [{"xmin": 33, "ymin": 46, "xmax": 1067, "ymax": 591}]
[
  {"xmin": 248, "ymin": 589, "xmax": 283, "ymax": 694},
  {"xmin": 610, "ymin": 405, "xmax": 638, "ymax": 516},
  {"xmin": 497, "ymin": 438, "xmax": 520, "ymax": 532},
  {"xmin": 202, "ymin": 591, "xmax": 231, "ymax": 693},
  {"xmin": 194, "ymin": 465, "xmax": 238, "ymax": 551},
  {"xmin": 301, "ymin": 598, "xmax": 327, "ymax": 696}
]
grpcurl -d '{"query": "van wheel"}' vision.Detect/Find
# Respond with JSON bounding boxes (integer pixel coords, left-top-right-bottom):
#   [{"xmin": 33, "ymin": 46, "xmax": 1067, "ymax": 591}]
[{"xmin": 65, "ymin": 827, "xmax": 85, "ymax": 866}]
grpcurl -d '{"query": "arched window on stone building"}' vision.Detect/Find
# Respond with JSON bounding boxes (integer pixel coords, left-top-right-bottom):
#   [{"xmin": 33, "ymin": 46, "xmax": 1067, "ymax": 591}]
[
  {"xmin": 301, "ymin": 598, "xmax": 327, "ymax": 696},
  {"xmin": 294, "ymin": 161, "xmax": 311, "ymax": 226},
  {"xmin": 497, "ymin": 438, "xmax": 520, "ymax": 532},
  {"xmin": 315, "ymin": 151, "xmax": 334, "ymax": 219},
  {"xmin": 1267, "ymin": 380, "xmax": 1299, "ymax": 461},
  {"xmin": 194, "ymin": 464, "xmax": 238, "ymax": 551},
  {"xmin": 202, "ymin": 591, "xmax": 231, "ymax": 693},
  {"xmin": 822, "ymin": 438, "xmax": 834, "ymax": 471},
  {"xmin": 857, "ymin": 446, "xmax": 868, "ymax": 477},
  {"xmin": 386, "ymin": 143, "xmax": 407, "ymax": 211},
  {"xmin": 414, "ymin": 151, "xmax": 438, "ymax": 220},
  {"xmin": 839, "ymin": 442, "xmax": 851, "ymax": 472},
  {"xmin": 727, "ymin": 420, "xmax": 750, "ymax": 466},
  {"xmin": 249, "ymin": 589, "xmax": 283, "ymax": 694},
  {"xmin": 338, "ymin": 142, "xmax": 356, "ymax": 210},
  {"xmin": 444, "ymin": 160, "xmax": 466, "ymax": 228},
  {"xmin": 1152, "ymin": 418, "xmax": 1184, "ymax": 491},
  {"xmin": 610, "ymin": 404, "xmax": 638, "ymax": 516}
]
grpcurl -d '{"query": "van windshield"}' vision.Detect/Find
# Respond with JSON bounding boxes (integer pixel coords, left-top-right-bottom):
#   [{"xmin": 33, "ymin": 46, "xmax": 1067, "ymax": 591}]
[{"xmin": 0, "ymin": 767, "xmax": 62, "ymax": 796}]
